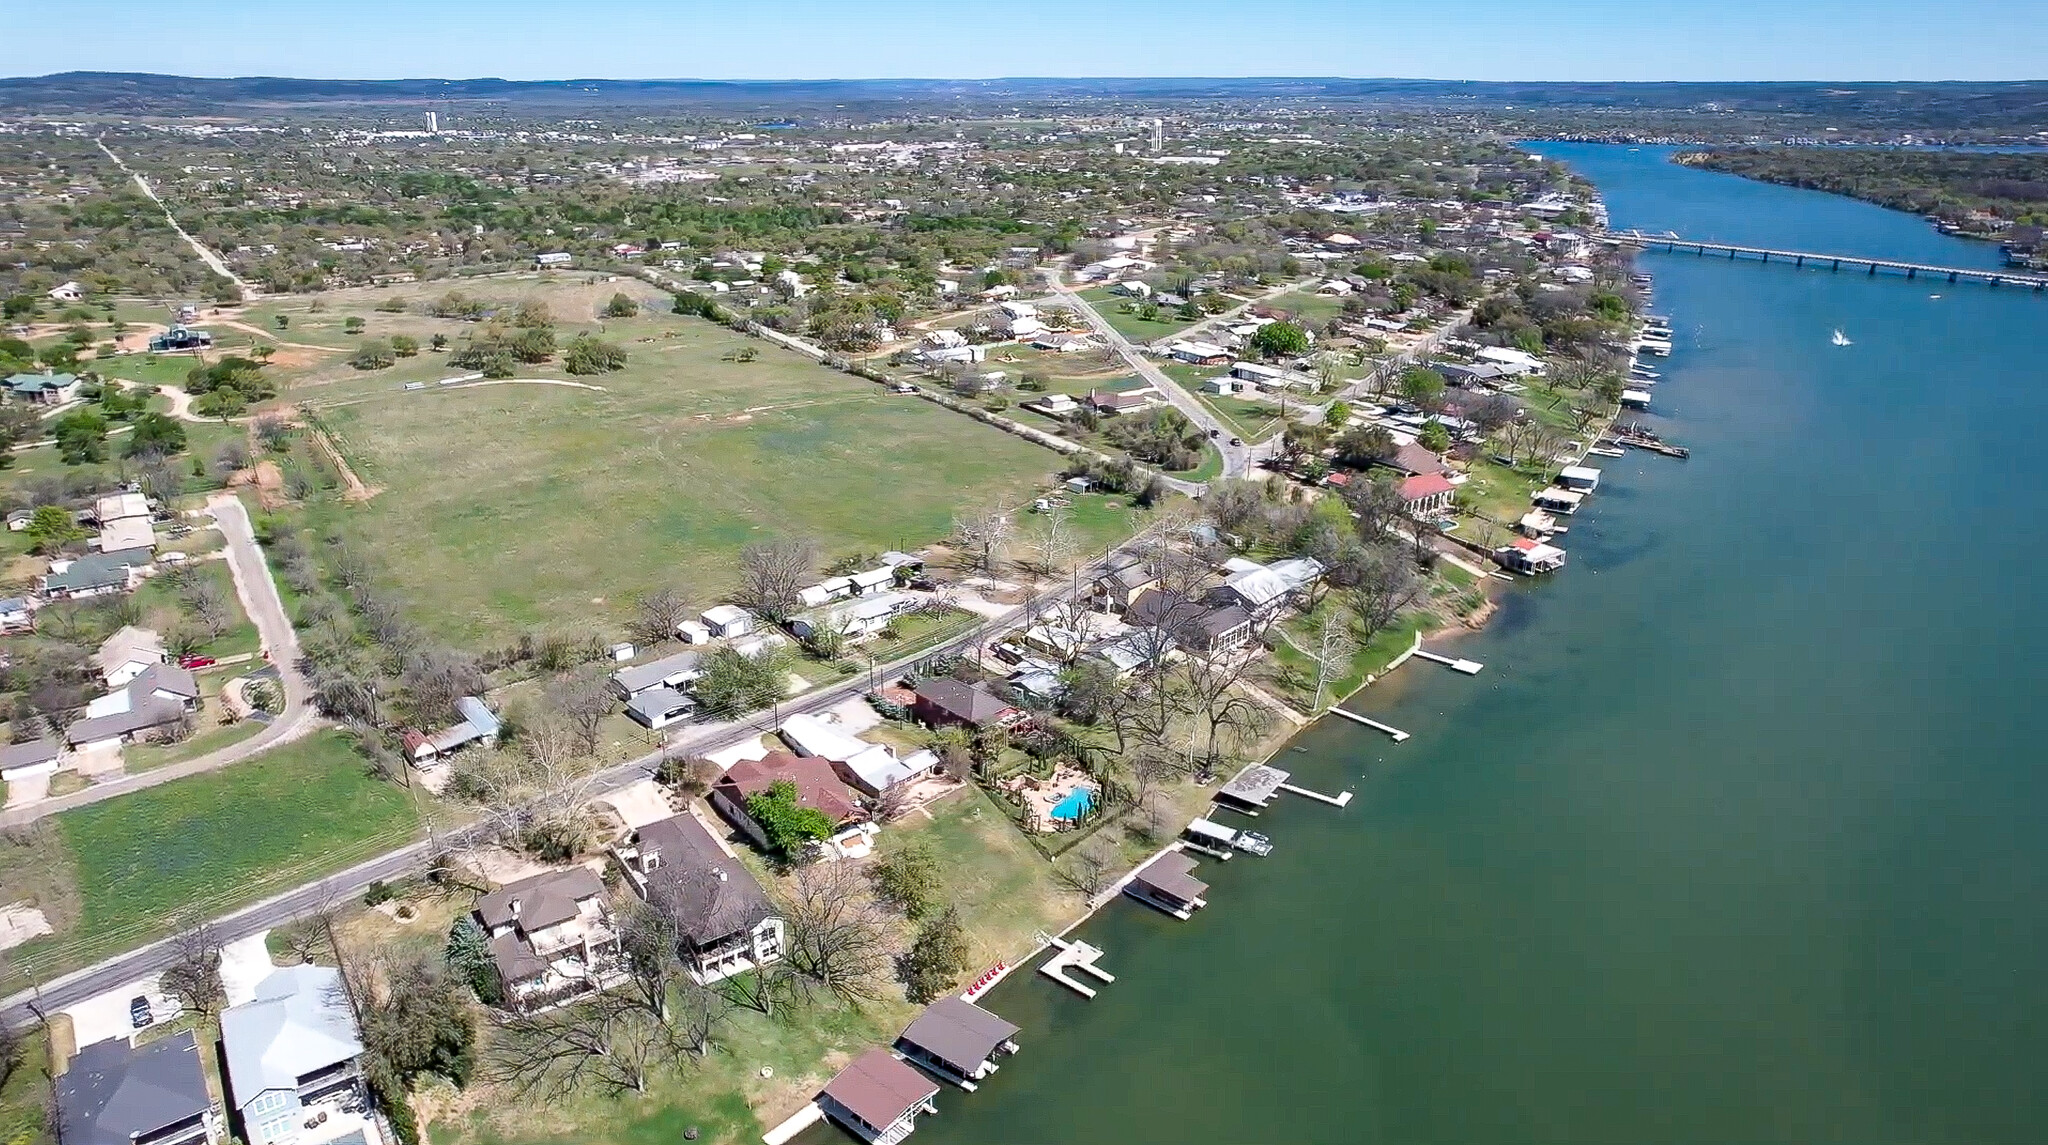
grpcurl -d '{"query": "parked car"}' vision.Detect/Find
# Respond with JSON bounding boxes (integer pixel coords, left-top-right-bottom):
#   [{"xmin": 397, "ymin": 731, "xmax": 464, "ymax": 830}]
[
  {"xmin": 1228, "ymin": 436, "xmax": 1244, "ymax": 446},
  {"xmin": 129, "ymin": 996, "xmax": 153, "ymax": 1029},
  {"xmin": 178, "ymin": 655, "xmax": 217, "ymax": 670}
]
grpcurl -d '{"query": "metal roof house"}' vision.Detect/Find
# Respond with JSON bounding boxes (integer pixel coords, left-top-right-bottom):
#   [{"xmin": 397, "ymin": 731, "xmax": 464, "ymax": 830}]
[
  {"xmin": 3, "ymin": 371, "xmax": 81, "ymax": 404},
  {"xmin": 894, "ymin": 998, "xmax": 1020, "ymax": 1090},
  {"xmin": 218, "ymin": 965, "xmax": 369, "ymax": 1145},
  {"xmin": 609, "ymin": 651, "xmax": 703, "ymax": 699},
  {"xmin": 56, "ymin": 1031, "xmax": 220, "ymax": 1145}
]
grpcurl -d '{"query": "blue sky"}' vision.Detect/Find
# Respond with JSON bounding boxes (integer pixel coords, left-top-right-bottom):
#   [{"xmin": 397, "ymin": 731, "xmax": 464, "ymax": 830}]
[{"xmin": 8, "ymin": 0, "xmax": 2045, "ymax": 82}]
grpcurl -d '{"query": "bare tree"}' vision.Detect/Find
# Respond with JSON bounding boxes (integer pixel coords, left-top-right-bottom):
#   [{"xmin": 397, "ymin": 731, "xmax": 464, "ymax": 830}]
[
  {"xmin": 1027, "ymin": 503, "xmax": 1073, "ymax": 577},
  {"xmin": 488, "ymin": 990, "xmax": 671, "ymax": 1097},
  {"xmin": 546, "ymin": 669, "xmax": 614, "ymax": 757},
  {"xmin": 735, "ymin": 537, "xmax": 817, "ymax": 623},
  {"xmin": 162, "ymin": 924, "xmax": 226, "ymax": 1015},
  {"xmin": 1053, "ymin": 838, "xmax": 1117, "ymax": 899},
  {"xmin": 631, "ymin": 588, "xmax": 692, "ymax": 645},
  {"xmin": 1342, "ymin": 547, "xmax": 1428, "ymax": 647},
  {"xmin": 954, "ymin": 506, "xmax": 1013, "ymax": 574},
  {"xmin": 1311, "ymin": 609, "xmax": 1357, "ymax": 712},
  {"xmin": 400, "ymin": 645, "xmax": 484, "ymax": 727},
  {"xmin": 181, "ymin": 576, "xmax": 232, "ymax": 640},
  {"xmin": 780, "ymin": 862, "xmax": 895, "ymax": 1005}
]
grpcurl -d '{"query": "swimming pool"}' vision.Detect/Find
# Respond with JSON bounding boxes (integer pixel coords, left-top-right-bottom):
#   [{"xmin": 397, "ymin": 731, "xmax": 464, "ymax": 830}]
[{"xmin": 1049, "ymin": 786, "xmax": 1094, "ymax": 821}]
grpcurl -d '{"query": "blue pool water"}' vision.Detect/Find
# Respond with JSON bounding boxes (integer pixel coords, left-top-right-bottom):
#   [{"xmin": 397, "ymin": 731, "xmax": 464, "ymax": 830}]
[{"xmin": 1049, "ymin": 787, "xmax": 1094, "ymax": 820}]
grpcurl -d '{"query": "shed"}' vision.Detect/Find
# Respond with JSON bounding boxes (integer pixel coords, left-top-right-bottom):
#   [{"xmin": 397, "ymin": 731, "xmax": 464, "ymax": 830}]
[{"xmin": 819, "ymin": 1049, "xmax": 940, "ymax": 1144}]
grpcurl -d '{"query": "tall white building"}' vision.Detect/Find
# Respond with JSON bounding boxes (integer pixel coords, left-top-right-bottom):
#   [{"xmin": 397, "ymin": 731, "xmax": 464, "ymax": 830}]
[
  {"xmin": 424, "ymin": 110, "xmax": 438, "ymax": 134},
  {"xmin": 1150, "ymin": 118, "xmax": 1164, "ymax": 153}
]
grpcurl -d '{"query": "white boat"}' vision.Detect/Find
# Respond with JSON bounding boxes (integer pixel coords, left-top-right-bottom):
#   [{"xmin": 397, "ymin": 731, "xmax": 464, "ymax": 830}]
[{"xmin": 1831, "ymin": 329, "xmax": 1852, "ymax": 347}]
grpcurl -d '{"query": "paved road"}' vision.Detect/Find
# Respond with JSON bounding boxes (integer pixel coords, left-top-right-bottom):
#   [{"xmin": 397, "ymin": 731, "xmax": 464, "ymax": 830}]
[
  {"xmin": 1046, "ymin": 275, "xmax": 1285, "ymax": 480},
  {"xmin": 94, "ymin": 137, "xmax": 260, "ymax": 299},
  {"xmin": 0, "ymin": 535, "xmax": 1156, "ymax": 1028},
  {"xmin": 0, "ymin": 497, "xmax": 319, "ymax": 827}
]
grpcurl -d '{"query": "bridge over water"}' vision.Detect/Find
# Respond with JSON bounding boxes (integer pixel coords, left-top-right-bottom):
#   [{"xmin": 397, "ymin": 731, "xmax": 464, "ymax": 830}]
[{"xmin": 1616, "ymin": 230, "xmax": 2048, "ymax": 292}]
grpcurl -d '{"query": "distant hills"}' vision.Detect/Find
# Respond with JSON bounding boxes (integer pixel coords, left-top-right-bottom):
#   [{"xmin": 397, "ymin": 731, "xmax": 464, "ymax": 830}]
[{"xmin": 2, "ymin": 72, "xmax": 2044, "ymax": 128}]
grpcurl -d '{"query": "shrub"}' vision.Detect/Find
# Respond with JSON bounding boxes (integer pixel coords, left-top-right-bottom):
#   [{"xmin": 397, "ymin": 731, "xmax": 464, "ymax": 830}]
[
  {"xmin": 350, "ymin": 340, "xmax": 395, "ymax": 370},
  {"xmin": 563, "ymin": 335, "xmax": 628, "ymax": 375}
]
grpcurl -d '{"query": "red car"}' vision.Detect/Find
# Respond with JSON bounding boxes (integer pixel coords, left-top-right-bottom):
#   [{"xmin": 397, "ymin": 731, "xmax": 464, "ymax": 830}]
[{"xmin": 178, "ymin": 655, "xmax": 217, "ymax": 670}]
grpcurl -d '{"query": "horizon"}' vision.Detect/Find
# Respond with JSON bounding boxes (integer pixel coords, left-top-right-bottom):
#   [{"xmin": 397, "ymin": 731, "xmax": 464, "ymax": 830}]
[
  {"xmin": 9, "ymin": 71, "xmax": 2048, "ymax": 87},
  {"xmin": 7, "ymin": 0, "xmax": 2047, "ymax": 85}
]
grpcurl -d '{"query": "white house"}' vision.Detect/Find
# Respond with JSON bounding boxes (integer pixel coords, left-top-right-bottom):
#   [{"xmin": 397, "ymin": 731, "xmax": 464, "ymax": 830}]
[
  {"xmin": 48, "ymin": 281, "xmax": 84, "ymax": 303},
  {"xmin": 96, "ymin": 625, "xmax": 167, "ymax": 688},
  {"xmin": 700, "ymin": 605, "xmax": 754, "ymax": 638},
  {"xmin": 1556, "ymin": 465, "xmax": 1602, "ymax": 492},
  {"xmin": 534, "ymin": 252, "xmax": 572, "ymax": 268},
  {"xmin": 1474, "ymin": 346, "xmax": 1546, "ymax": 376},
  {"xmin": 921, "ymin": 329, "xmax": 968, "ymax": 351}
]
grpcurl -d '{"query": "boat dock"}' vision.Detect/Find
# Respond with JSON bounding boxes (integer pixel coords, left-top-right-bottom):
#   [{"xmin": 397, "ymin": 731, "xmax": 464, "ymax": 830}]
[
  {"xmin": 1277, "ymin": 782, "xmax": 1353, "ymax": 807},
  {"xmin": 1413, "ymin": 647, "xmax": 1483, "ymax": 674},
  {"xmin": 1214, "ymin": 763, "xmax": 1291, "ymax": 813},
  {"xmin": 1038, "ymin": 935, "xmax": 1116, "ymax": 998},
  {"xmin": 1327, "ymin": 706, "xmax": 1411, "ymax": 742}
]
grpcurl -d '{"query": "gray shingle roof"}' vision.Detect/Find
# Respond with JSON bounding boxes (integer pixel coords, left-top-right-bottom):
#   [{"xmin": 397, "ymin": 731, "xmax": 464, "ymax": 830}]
[
  {"xmin": 56, "ymin": 1031, "xmax": 215, "ymax": 1145},
  {"xmin": 634, "ymin": 814, "xmax": 776, "ymax": 946},
  {"xmin": 475, "ymin": 866, "xmax": 604, "ymax": 933}
]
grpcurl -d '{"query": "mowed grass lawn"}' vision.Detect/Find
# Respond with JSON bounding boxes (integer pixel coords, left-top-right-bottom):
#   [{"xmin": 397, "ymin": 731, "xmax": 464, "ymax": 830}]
[
  {"xmin": 314, "ymin": 319, "xmax": 1069, "ymax": 645},
  {"xmin": 41, "ymin": 732, "xmax": 418, "ymax": 971}
]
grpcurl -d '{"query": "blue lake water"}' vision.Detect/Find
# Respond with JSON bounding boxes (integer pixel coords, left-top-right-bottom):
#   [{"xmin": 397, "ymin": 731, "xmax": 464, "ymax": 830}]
[{"xmin": 830, "ymin": 144, "xmax": 2048, "ymax": 1145}]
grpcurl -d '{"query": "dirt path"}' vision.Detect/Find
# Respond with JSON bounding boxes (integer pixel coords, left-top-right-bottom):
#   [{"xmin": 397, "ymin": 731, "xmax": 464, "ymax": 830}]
[
  {"xmin": 306, "ymin": 424, "xmax": 378, "ymax": 501},
  {"xmin": 209, "ymin": 318, "xmax": 349, "ymax": 353},
  {"xmin": 459, "ymin": 377, "xmax": 608, "ymax": 392}
]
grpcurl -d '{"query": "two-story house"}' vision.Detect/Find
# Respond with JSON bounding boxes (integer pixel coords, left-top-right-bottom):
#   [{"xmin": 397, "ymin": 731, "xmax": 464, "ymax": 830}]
[
  {"xmin": 472, "ymin": 867, "xmax": 620, "ymax": 1010},
  {"xmin": 613, "ymin": 813, "xmax": 786, "ymax": 985},
  {"xmin": 219, "ymin": 966, "xmax": 371, "ymax": 1145}
]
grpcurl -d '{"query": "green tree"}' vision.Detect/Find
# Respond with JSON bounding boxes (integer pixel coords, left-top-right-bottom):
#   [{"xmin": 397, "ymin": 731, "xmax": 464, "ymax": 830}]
[
  {"xmin": 1325, "ymin": 400, "xmax": 1353, "ymax": 428},
  {"xmin": 124, "ymin": 412, "xmax": 188, "ymax": 458},
  {"xmin": 351, "ymin": 340, "xmax": 396, "ymax": 370},
  {"xmin": 693, "ymin": 646, "xmax": 787, "ymax": 718},
  {"xmin": 52, "ymin": 408, "xmax": 109, "ymax": 464},
  {"xmin": 1399, "ymin": 367, "xmax": 1446, "ymax": 411},
  {"xmin": 1417, "ymin": 419, "xmax": 1450, "ymax": 453},
  {"xmin": 900, "ymin": 906, "xmax": 971, "ymax": 1003},
  {"xmin": 444, "ymin": 916, "xmax": 503, "ymax": 1004},
  {"xmin": 389, "ymin": 334, "xmax": 420, "ymax": 357},
  {"xmin": 1333, "ymin": 423, "xmax": 1398, "ymax": 469},
  {"xmin": 564, "ymin": 335, "xmax": 628, "ymax": 375},
  {"xmin": 274, "ymin": 313, "xmax": 290, "ymax": 330},
  {"xmin": 343, "ymin": 316, "xmax": 366, "ymax": 334},
  {"xmin": 744, "ymin": 779, "xmax": 835, "ymax": 857},
  {"xmin": 1248, "ymin": 321, "xmax": 1309, "ymax": 359},
  {"xmin": 25, "ymin": 505, "xmax": 86, "ymax": 553},
  {"xmin": 199, "ymin": 389, "xmax": 249, "ymax": 424},
  {"xmin": 602, "ymin": 292, "xmax": 640, "ymax": 318},
  {"xmin": 870, "ymin": 839, "xmax": 943, "ymax": 919}
]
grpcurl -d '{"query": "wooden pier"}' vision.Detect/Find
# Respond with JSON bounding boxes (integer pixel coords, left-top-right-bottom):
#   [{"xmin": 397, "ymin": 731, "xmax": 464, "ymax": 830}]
[
  {"xmin": 1616, "ymin": 230, "xmax": 2048, "ymax": 292},
  {"xmin": 1327, "ymin": 706, "xmax": 1411, "ymax": 742},
  {"xmin": 1413, "ymin": 648, "xmax": 1483, "ymax": 675},
  {"xmin": 1038, "ymin": 935, "xmax": 1116, "ymax": 998}
]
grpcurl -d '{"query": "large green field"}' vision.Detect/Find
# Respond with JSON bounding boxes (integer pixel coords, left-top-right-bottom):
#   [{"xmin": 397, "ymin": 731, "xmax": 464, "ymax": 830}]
[
  {"xmin": 310, "ymin": 311, "xmax": 1071, "ymax": 646},
  {"xmin": 4, "ymin": 732, "xmax": 420, "ymax": 989},
  {"xmin": 1077, "ymin": 287, "xmax": 1202, "ymax": 343}
]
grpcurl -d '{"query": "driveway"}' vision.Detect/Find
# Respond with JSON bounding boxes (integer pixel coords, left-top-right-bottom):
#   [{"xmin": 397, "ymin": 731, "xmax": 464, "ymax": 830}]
[
  {"xmin": 64, "ymin": 974, "xmax": 178, "ymax": 1049},
  {"xmin": 220, "ymin": 931, "xmax": 277, "ymax": 1007}
]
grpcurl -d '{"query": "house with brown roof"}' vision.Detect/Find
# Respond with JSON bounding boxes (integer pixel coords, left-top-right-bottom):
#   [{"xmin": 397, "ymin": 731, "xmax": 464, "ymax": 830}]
[
  {"xmin": 1125, "ymin": 851, "xmax": 1209, "ymax": 920},
  {"xmin": 909, "ymin": 678, "xmax": 1019, "ymax": 730},
  {"xmin": 65, "ymin": 665, "xmax": 200, "ymax": 752},
  {"xmin": 894, "ymin": 998, "xmax": 1020, "ymax": 1090},
  {"xmin": 472, "ymin": 867, "xmax": 620, "ymax": 1010},
  {"xmin": 710, "ymin": 751, "xmax": 869, "ymax": 855},
  {"xmin": 1380, "ymin": 442, "xmax": 1452, "ymax": 479},
  {"xmin": 1125, "ymin": 589, "xmax": 1253, "ymax": 654},
  {"xmin": 613, "ymin": 813, "xmax": 786, "ymax": 985},
  {"xmin": 818, "ymin": 1049, "xmax": 940, "ymax": 1144}
]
